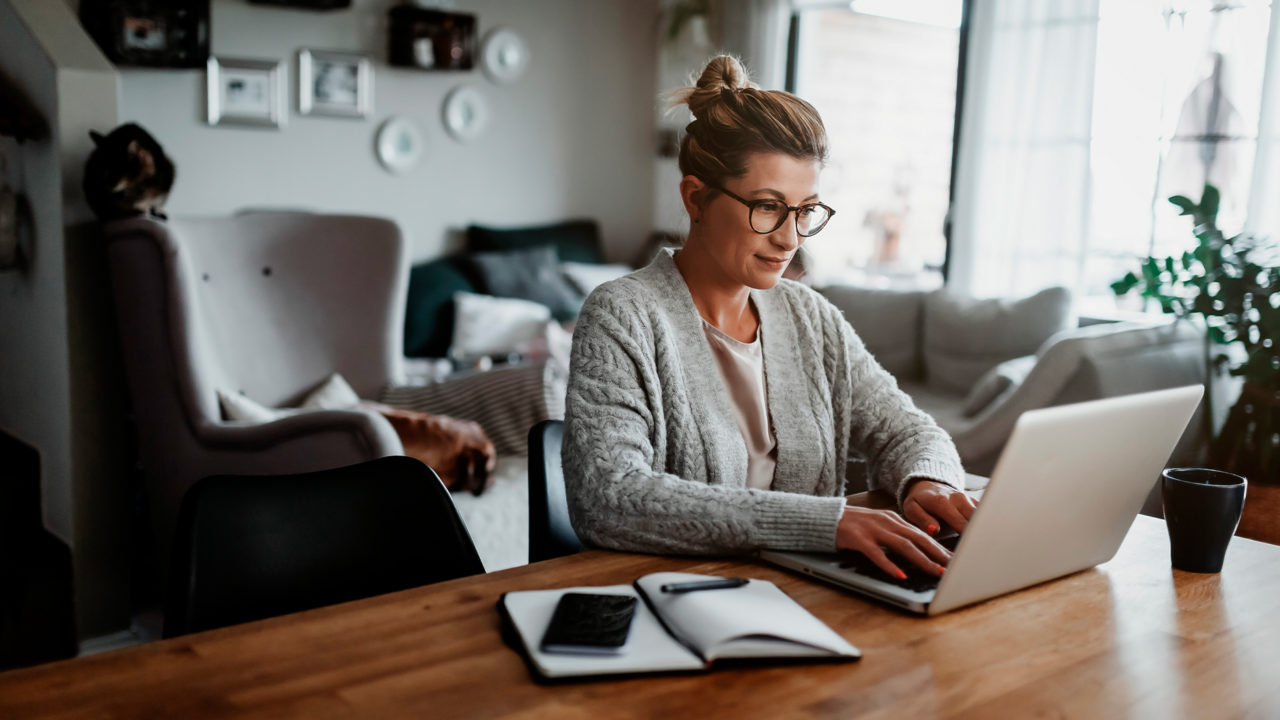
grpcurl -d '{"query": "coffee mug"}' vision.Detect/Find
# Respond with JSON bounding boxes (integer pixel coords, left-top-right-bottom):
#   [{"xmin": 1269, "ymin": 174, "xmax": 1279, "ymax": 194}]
[{"xmin": 1161, "ymin": 467, "xmax": 1247, "ymax": 573}]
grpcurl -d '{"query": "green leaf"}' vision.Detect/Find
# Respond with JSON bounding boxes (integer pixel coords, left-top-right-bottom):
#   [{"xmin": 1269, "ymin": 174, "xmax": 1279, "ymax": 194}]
[
  {"xmin": 1169, "ymin": 195, "xmax": 1197, "ymax": 216},
  {"xmin": 1110, "ymin": 273, "xmax": 1139, "ymax": 296},
  {"xmin": 1182, "ymin": 251, "xmax": 1195, "ymax": 270}
]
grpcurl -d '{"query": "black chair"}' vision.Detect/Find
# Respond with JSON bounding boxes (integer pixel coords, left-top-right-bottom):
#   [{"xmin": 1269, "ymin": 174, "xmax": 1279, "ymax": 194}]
[
  {"xmin": 163, "ymin": 456, "xmax": 484, "ymax": 637},
  {"xmin": 528, "ymin": 420, "xmax": 584, "ymax": 563}
]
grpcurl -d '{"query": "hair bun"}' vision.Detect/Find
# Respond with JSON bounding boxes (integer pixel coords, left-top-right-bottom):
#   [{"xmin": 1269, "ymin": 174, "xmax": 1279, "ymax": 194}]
[{"xmin": 668, "ymin": 54, "xmax": 758, "ymax": 120}]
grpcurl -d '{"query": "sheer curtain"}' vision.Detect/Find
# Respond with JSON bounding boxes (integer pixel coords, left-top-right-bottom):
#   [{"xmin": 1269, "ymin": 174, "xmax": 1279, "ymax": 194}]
[
  {"xmin": 1248, "ymin": 3, "xmax": 1280, "ymax": 242},
  {"xmin": 948, "ymin": 0, "xmax": 1102, "ymax": 298}
]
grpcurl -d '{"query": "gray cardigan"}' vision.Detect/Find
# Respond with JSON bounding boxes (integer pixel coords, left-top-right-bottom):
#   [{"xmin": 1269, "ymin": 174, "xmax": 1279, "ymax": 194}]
[{"xmin": 562, "ymin": 249, "xmax": 964, "ymax": 555}]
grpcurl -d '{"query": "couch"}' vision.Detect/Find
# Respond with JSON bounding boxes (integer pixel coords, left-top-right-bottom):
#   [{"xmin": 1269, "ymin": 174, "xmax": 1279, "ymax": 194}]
[
  {"xmin": 818, "ymin": 285, "xmax": 1207, "ymax": 484},
  {"xmin": 390, "ymin": 219, "xmax": 631, "ymax": 456}
]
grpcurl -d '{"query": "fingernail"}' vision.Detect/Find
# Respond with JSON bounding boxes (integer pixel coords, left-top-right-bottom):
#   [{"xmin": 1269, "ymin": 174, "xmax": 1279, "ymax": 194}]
[
  {"xmin": 895, "ymin": 570, "xmax": 907, "ymax": 580},
  {"xmin": 927, "ymin": 524, "xmax": 938, "ymax": 535},
  {"xmin": 936, "ymin": 564, "xmax": 946, "ymax": 574}
]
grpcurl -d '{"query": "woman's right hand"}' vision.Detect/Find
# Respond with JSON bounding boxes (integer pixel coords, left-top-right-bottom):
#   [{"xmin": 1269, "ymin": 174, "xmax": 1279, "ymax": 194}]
[{"xmin": 836, "ymin": 505, "xmax": 952, "ymax": 580}]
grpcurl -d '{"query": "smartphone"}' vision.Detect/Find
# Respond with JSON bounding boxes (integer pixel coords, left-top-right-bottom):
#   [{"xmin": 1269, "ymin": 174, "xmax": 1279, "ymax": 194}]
[{"xmin": 539, "ymin": 592, "xmax": 638, "ymax": 655}]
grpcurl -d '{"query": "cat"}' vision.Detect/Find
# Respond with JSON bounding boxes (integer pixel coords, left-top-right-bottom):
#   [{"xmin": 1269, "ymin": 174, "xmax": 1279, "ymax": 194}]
[{"xmin": 82, "ymin": 123, "xmax": 175, "ymax": 221}]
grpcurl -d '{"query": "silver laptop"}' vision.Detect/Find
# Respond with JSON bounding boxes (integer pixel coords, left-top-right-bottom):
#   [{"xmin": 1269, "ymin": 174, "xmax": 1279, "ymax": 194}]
[{"xmin": 760, "ymin": 385, "xmax": 1203, "ymax": 615}]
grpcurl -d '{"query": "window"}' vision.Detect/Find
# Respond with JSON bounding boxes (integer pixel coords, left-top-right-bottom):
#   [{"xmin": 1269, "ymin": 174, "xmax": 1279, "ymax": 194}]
[
  {"xmin": 948, "ymin": 0, "xmax": 1278, "ymax": 311},
  {"xmin": 1087, "ymin": 0, "xmax": 1274, "ymax": 313},
  {"xmin": 790, "ymin": 1, "xmax": 964, "ymax": 290}
]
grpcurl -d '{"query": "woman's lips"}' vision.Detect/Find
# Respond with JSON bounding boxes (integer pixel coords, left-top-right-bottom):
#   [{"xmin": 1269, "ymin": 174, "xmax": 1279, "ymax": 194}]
[{"xmin": 756, "ymin": 255, "xmax": 790, "ymax": 268}]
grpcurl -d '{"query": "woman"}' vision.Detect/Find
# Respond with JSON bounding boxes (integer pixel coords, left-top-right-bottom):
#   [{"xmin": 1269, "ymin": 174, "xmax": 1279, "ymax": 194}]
[{"xmin": 562, "ymin": 56, "xmax": 975, "ymax": 579}]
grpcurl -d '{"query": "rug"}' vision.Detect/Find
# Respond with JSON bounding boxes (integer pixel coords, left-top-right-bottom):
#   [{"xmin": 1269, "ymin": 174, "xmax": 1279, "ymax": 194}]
[{"xmin": 448, "ymin": 455, "xmax": 530, "ymax": 572}]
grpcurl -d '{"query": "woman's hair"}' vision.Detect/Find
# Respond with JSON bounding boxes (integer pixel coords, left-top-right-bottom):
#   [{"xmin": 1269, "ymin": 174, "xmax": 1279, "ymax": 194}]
[{"xmin": 668, "ymin": 55, "xmax": 828, "ymax": 190}]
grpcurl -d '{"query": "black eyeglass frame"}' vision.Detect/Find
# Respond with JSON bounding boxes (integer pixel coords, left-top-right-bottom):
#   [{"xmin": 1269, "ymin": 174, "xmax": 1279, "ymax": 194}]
[{"xmin": 706, "ymin": 182, "xmax": 837, "ymax": 237}]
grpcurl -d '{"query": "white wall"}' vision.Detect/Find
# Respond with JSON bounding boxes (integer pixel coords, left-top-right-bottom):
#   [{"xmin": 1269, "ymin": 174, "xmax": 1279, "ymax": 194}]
[
  {"xmin": 0, "ymin": 0, "xmax": 128, "ymax": 639},
  {"xmin": 118, "ymin": 0, "xmax": 659, "ymax": 263}
]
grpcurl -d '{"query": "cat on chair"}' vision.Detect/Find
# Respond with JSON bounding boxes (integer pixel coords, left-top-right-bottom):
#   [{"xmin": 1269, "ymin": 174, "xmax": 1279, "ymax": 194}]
[{"xmin": 83, "ymin": 122, "xmax": 175, "ymax": 222}]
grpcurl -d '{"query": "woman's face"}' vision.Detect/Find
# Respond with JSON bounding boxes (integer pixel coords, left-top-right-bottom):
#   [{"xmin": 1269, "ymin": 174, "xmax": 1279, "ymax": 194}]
[{"xmin": 687, "ymin": 152, "xmax": 822, "ymax": 291}]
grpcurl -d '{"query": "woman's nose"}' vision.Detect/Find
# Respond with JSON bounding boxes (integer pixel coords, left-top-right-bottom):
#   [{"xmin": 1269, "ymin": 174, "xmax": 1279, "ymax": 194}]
[{"xmin": 770, "ymin": 218, "xmax": 800, "ymax": 249}]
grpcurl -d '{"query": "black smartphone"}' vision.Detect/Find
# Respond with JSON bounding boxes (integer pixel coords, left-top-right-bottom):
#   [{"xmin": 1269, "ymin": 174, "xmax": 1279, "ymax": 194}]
[{"xmin": 539, "ymin": 593, "xmax": 638, "ymax": 655}]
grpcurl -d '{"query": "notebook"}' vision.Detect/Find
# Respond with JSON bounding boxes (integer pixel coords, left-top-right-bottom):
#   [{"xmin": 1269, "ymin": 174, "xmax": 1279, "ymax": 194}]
[{"xmin": 498, "ymin": 572, "xmax": 860, "ymax": 681}]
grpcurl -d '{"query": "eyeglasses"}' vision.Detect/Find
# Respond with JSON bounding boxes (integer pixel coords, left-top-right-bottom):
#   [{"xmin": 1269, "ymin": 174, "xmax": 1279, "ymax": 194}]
[{"xmin": 708, "ymin": 182, "xmax": 836, "ymax": 237}]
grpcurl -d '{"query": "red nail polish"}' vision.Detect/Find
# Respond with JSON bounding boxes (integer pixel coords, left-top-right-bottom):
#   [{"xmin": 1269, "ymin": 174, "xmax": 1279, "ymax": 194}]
[
  {"xmin": 936, "ymin": 565, "xmax": 946, "ymax": 574},
  {"xmin": 928, "ymin": 524, "xmax": 938, "ymax": 535},
  {"xmin": 896, "ymin": 570, "xmax": 907, "ymax": 580}
]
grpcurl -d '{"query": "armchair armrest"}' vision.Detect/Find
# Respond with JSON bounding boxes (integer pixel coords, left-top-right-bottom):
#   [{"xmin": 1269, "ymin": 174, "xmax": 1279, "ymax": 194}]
[
  {"xmin": 950, "ymin": 321, "xmax": 1203, "ymax": 466},
  {"xmin": 194, "ymin": 408, "xmax": 403, "ymax": 457}
]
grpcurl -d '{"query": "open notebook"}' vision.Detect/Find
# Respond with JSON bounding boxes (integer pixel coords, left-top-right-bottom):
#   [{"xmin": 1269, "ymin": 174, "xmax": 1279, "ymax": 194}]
[{"xmin": 498, "ymin": 572, "xmax": 860, "ymax": 681}]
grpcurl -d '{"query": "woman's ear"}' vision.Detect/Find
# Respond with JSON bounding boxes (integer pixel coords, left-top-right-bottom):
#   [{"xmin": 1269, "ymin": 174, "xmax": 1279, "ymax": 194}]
[{"xmin": 679, "ymin": 175, "xmax": 706, "ymax": 223}]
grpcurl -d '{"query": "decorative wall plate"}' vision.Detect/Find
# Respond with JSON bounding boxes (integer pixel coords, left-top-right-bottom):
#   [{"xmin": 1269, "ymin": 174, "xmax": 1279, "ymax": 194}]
[
  {"xmin": 375, "ymin": 116, "xmax": 424, "ymax": 174},
  {"xmin": 442, "ymin": 85, "xmax": 488, "ymax": 142},
  {"xmin": 481, "ymin": 28, "xmax": 529, "ymax": 84}
]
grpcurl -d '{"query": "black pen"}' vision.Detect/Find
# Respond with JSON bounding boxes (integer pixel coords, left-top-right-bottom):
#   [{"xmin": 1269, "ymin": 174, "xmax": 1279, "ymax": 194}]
[{"xmin": 660, "ymin": 578, "xmax": 750, "ymax": 594}]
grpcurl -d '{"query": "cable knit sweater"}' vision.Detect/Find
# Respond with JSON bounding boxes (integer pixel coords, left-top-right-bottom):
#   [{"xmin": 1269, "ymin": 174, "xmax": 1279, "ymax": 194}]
[{"xmin": 562, "ymin": 249, "xmax": 964, "ymax": 555}]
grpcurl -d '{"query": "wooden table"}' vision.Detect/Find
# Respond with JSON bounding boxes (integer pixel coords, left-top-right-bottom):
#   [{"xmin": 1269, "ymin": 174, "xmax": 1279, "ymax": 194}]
[{"xmin": 2, "ymin": 516, "xmax": 1278, "ymax": 719}]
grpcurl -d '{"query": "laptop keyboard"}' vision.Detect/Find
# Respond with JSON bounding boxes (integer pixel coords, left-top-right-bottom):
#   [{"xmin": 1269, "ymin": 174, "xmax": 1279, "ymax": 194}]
[{"xmin": 836, "ymin": 534, "xmax": 961, "ymax": 593}]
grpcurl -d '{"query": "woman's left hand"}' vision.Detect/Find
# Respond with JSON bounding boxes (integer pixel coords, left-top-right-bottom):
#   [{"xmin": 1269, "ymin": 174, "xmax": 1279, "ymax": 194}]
[{"xmin": 904, "ymin": 480, "xmax": 978, "ymax": 535}]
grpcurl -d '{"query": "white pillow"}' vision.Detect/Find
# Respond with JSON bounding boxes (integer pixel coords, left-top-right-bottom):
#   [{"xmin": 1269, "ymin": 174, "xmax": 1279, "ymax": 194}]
[
  {"xmin": 218, "ymin": 390, "xmax": 288, "ymax": 423},
  {"xmin": 299, "ymin": 372, "xmax": 361, "ymax": 410},
  {"xmin": 451, "ymin": 291, "xmax": 552, "ymax": 359},
  {"xmin": 218, "ymin": 372, "xmax": 361, "ymax": 423},
  {"xmin": 560, "ymin": 262, "xmax": 632, "ymax": 295}
]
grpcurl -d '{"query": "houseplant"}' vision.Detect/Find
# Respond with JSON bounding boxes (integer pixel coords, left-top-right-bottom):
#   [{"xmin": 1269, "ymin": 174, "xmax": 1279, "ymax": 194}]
[{"xmin": 1112, "ymin": 184, "xmax": 1280, "ymax": 484}]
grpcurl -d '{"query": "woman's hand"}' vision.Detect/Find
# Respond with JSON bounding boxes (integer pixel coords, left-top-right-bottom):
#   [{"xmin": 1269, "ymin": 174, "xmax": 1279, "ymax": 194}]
[
  {"xmin": 904, "ymin": 479, "xmax": 978, "ymax": 535},
  {"xmin": 836, "ymin": 505, "xmax": 952, "ymax": 580}
]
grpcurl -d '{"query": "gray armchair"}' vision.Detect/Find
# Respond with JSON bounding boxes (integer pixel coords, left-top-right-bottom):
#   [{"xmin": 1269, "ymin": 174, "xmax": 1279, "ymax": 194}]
[{"xmin": 106, "ymin": 212, "xmax": 406, "ymax": 575}]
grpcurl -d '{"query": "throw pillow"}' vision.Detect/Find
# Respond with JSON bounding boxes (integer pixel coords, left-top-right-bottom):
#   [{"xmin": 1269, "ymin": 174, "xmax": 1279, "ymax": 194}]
[
  {"xmin": 405, "ymin": 255, "xmax": 480, "ymax": 358},
  {"xmin": 466, "ymin": 219, "xmax": 604, "ymax": 264},
  {"xmin": 219, "ymin": 373, "xmax": 363, "ymax": 423},
  {"xmin": 818, "ymin": 286, "xmax": 926, "ymax": 380},
  {"xmin": 923, "ymin": 286, "xmax": 1072, "ymax": 394},
  {"xmin": 465, "ymin": 246, "xmax": 584, "ymax": 321},
  {"xmin": 218, "ymin": 390, "xmax": 287, "ymax": 423},
  {"xmin": 451, "ymin": 291, "xmax": 552, "ymax": 359},
  {"xmin": 960, "ymin": 354, "xmax": 1038, "ymax": 417},
  {"xmin": 300, "ymin": 373, "xmax": 361, "ymax": 410},
  {"xmin": 560, "ymin": 261, "xmax": 632, "ymax": 296}
]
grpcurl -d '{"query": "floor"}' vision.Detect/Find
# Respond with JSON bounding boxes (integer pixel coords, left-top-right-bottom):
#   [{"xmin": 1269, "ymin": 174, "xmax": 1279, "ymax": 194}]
[{"xmin": 448, "ymin": 455, "xmax": 531, "ymax": 572}]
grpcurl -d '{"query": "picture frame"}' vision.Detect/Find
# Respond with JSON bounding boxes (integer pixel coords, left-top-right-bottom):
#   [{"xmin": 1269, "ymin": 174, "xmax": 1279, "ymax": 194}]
[
  {"xmin": 299, "ymin": 49, "xmax": 372, "ymax": 119},
  {"xmin": 206, "ymin": 57, "xmax": 285, "ymax": 128},
  {"xmin": 79, "ymin": 0, "xmax": 210, "ymax": 68}
]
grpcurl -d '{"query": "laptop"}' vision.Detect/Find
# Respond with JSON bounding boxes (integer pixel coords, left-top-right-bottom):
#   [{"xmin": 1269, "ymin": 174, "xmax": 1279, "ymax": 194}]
[{"xmin": 760, "ymin": 385, "xmax": 1204, "ymax": 615}]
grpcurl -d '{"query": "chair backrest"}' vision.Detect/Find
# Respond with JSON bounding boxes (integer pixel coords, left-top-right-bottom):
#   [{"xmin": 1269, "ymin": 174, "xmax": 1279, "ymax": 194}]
[
  {"xmin": 107, "ymin": 212, "xmax": 407, "ymax": 426},
  {"xmin": 527, "ymin": 420, "xmax": 583, "ymax": 562},
  {"xmin": 163, "ymin": 456, "xmax": 484, "ymax": 637}
]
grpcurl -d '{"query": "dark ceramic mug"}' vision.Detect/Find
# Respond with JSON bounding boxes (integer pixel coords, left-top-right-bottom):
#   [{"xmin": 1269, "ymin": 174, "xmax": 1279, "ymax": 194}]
[{"xmin": 1161, "ymin": 467, "xmax": 1247, "ymax": 573}]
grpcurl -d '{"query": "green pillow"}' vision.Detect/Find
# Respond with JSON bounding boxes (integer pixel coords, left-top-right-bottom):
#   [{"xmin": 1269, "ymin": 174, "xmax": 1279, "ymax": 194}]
[
  {"xmin": 404, "ymin": 256, "xmax": 479, "ymax": 358},
  {"xmin": 466, "ymin": 219, "xmax": 604, "ymax": 264}
]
